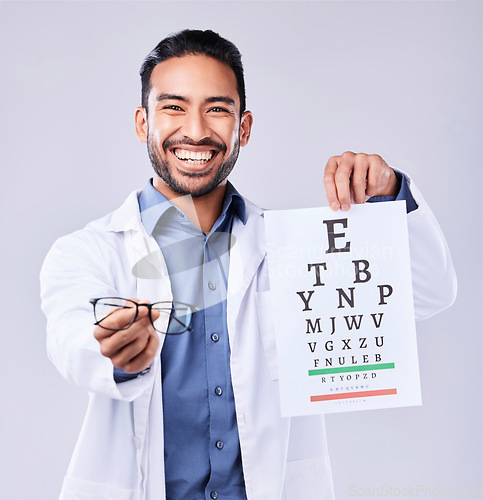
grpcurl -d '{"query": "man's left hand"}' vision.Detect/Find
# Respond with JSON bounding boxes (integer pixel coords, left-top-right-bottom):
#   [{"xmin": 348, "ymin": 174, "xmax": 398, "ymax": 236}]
[{"xmin": 323, "ymin": 151, "xmax": 399, "ymax": 211}]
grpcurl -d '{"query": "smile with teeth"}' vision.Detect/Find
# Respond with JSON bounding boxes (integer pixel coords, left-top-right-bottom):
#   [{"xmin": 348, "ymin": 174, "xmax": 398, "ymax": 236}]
[{"xmin": 174, "ymin": 148, "xmax": 215, "ymax": 165}]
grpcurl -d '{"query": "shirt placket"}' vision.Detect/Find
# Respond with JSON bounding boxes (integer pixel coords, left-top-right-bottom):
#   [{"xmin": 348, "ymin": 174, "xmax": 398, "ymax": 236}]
[{"xmin": 204, "ymin": 233, "xmax": 231, "ymax": 500}]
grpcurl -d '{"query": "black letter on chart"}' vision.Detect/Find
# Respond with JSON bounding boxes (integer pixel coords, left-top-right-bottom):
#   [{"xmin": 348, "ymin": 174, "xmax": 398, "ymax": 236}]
[
  {"xmin": 377, "ymin": 285, "xmax": 393, "ymax": 305},
  {"xmin": 307, "ymin": 263, "xmax": 327, "ymax": 287},
  {"xmin": 323, "ymin": 219, "xmax": 351, "ymax": 253},
  {"xmin": 353, "ymin": 259, "xmax": 372, "ymax": 283},
  {"xmin": 296, "ymin": 290, "xmax": 315, "ymax": 311}
]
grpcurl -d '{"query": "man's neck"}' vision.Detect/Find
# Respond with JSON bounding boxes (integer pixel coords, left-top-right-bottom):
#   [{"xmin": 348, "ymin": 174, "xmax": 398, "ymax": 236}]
[{"xmin": 152, "ymin": 178, "xmax": 226, "ymax": 234}]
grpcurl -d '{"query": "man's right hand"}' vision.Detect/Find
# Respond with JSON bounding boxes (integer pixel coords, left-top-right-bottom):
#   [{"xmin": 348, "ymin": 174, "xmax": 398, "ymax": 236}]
[{"xmin": 93, "ymin": 301, "xmax": 160, "ymax": 374}]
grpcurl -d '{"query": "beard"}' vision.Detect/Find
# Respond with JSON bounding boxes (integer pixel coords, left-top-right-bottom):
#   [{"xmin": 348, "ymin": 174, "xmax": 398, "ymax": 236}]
[{"xmin": 147, "ymin": 135, "xmax": 240, "ymax": 198}]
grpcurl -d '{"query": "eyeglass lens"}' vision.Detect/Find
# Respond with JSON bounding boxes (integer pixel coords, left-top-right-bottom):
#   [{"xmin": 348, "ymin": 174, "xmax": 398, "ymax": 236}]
[
  {"xmin": 94, "ymin": 298, "xmax": 137, "ymax": 325},
  {"xmin": 152, "ymin": 302, "xmax": 193, "ymax": 334}
]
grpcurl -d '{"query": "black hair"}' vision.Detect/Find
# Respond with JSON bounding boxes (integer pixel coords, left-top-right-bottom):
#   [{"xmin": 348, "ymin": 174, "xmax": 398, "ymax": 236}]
[{"xmin": 140, "ymin": 29, "xmax": 246, "ymax": 114}]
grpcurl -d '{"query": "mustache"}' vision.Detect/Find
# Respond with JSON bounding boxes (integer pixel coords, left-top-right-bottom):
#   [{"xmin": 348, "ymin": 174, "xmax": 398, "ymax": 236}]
[{"xmin": 162, "ymin": 137, "xmax": 227, "ymax": 154}]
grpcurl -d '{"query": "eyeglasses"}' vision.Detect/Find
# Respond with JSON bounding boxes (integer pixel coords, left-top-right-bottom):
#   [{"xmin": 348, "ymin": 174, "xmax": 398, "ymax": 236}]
[{"xmin": 89, "ymin": 297, "xmax": 197, "ymax": 335}]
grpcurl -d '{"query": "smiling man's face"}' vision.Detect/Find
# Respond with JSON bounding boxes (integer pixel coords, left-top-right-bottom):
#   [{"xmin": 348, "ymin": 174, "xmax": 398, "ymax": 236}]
[{"xmin": 136, "ymin": 54, "xmax": 252, "ymax": 198}]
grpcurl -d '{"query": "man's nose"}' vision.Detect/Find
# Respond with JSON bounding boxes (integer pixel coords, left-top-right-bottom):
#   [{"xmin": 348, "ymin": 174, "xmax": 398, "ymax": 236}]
[{"xmin": 181, "ymin": 111, "xmax": 211, "ymax": 142}]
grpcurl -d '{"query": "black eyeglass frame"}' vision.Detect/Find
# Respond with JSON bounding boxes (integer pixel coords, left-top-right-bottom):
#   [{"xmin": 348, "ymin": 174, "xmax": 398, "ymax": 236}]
[{"xmin": 89, "ymin": 297, "xmax": 198, "ymax": 335}]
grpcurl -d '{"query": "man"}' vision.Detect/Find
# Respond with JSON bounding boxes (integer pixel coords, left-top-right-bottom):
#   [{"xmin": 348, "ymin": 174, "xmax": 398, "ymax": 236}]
[{"xmin": 40, "ymin": 29, "xmax": 456, "ymax": 500}]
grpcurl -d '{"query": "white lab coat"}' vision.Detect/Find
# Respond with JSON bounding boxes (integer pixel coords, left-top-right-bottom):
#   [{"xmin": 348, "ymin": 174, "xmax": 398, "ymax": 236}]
[{"xmin": 40, "ymin": 176, "xmax": 456, "ymax": 500}]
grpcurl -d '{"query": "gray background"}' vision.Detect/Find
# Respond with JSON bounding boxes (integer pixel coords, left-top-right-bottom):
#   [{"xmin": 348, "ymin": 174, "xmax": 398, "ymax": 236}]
[{"xmin": 0, "ymin": 1, "xmax": 481, "ymax": 498}]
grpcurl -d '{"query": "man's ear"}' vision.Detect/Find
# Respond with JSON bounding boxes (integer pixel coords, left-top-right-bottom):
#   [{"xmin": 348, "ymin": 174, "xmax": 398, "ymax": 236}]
[
  {"xmin": 135, "ymin": 107, "xmax": 148, "ymax": 143},
  {"xmin": 239, "ymin": 110, "xmax": 253, "ymax": 147}
]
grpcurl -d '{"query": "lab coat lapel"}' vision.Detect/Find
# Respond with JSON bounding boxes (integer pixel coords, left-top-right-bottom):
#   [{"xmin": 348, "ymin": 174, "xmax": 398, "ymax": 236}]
[
  {"xmin": 127, "ymin": 230, "xmax": 173, "ymax": 337},
  {"xmin": 227, "ymin": 202, "xmax": 266, "ymax": 339},
  {"xmin": 110, "ymin": 196, "xmax": 173, "ymax": 493},
  {"xmin": 108, "ymin": 190, "xmax": 173, "ymax": 342}
]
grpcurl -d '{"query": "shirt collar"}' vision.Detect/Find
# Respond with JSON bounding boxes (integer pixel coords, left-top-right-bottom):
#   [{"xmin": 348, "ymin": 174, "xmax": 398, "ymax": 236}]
[
  {"xmin": 220, "ymin": 181, "xmax": 247, "ymax": 225},
  {"xmin": 138, "ymin": 179, "xmax": 247, "ymax": 236}
]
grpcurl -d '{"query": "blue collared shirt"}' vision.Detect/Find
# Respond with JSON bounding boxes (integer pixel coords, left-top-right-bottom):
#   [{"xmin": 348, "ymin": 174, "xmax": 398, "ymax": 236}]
[{"xmin": 138, "ymin": 180, "xmax": 247, "ymax": 500}]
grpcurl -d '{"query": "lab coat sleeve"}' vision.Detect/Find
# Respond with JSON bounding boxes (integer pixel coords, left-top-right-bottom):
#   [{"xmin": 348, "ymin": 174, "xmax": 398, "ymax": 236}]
[
  {"xmin": 40, "ymin": 228, "xmax": 157, "ymax": 402},
  {"xmin": 403, "ymin": 174, "xmax": 457, "ymax": 320}
]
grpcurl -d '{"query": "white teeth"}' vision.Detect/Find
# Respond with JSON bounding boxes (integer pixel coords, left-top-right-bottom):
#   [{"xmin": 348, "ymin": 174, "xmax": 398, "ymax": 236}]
[{"xmin": 174, "ymin": 149, "xmax": 214, "ymax": 163}]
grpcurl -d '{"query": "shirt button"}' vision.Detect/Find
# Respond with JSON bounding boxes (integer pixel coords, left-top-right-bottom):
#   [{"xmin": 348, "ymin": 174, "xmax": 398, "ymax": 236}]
[
  {"xmin": 215, "ymin": 440, "xmax": 224, "ymax": 450},
  {"xmin": 208, "ymin": 281, "xmax": 216, "ymax": 290},
  {"xmin": 211, "ymin": 333, "xmax": 219, "ymax": 342},
  {"xmin": 210, "ymin": 492, "xmax": 218, "ymax": 499},
  {"xmin": 214, "ymin": 386, "xmax": 223, "ymax": 396}
]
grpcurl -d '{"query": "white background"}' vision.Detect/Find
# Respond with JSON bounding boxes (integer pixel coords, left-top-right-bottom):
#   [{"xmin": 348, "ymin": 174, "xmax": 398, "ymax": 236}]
[{"xmin": 0, "ymin": 1, "xmax": 481, "ymax": 499}]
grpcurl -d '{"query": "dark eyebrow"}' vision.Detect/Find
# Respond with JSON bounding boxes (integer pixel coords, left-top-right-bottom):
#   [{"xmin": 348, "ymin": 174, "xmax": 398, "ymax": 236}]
[
  {"xmin": 205, "ymin": 96, "xmax": 236, "ymax": 107},
  {"xmin": 155, "ymin": 94, "xmax": 235, "ymax": 107},
  {"xmin": 156, "ymin": 93, "xmax": 189, "ymax": 103}
]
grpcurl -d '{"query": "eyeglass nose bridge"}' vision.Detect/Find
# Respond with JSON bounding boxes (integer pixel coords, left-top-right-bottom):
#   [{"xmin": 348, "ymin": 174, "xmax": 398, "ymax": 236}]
[
  {"xmin": 135, "ymin": 302, "xmax": 153, "ymax": 312},
  {"xmin": 134, "ymin": 302, "xmax": 162, "ymax": 330}
]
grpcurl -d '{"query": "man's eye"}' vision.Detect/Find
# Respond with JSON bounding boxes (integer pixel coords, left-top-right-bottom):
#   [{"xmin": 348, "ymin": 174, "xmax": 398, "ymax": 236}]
[
  {"xmin": 164, "ymin": 105, "xmax": 183, "ymax": 111},
  {"xmin": 210, "ymin": 107, "xmax": 229, "ymax": 113}
]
